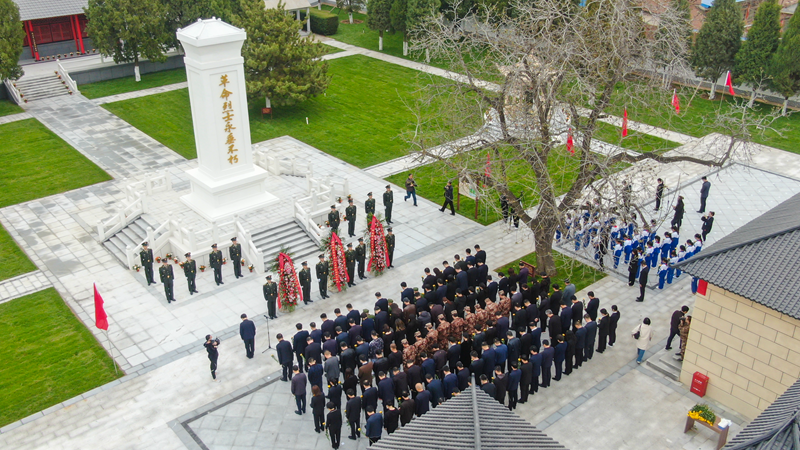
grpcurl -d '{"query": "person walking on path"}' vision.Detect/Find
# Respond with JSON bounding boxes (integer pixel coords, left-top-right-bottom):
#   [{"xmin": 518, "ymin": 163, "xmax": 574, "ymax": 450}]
[
  {"xmin": 678, "ymin": 316, "xmax": 692, "ymax": 361},
  {"xmin": 291, "ymin": 365, "xmax": 308, "ymax": 415},
  {"xmin": 654, "ymin": 178, "xmax": 665, "ymax": 211},
  {"xmin": 701, "ymin": 212, "xmax": 714, "ymax": 241},
  {"xmin": 632, "ymin": 317, "xmax": 653, "ymax": 364},
  {"xmin": 440, "ymin": 180, "xmax": 455, "ymax": 215},
  {"xmin": 698, "ymin": 176, "xmax": 711, "ymax": 213},
  {"xmin": 608, "ymin": 305, "xmax": 620, "ymax": 347},
  {"xmin": 671, "ymin": 196, "xmax": 685, "ymax": 230},
  {"xmin": 239, "ymin": 313, "xmax": 256, "ymax": 359},
  {"xmin": 204, "ymin": 334, "xmax": 220, "ymax": 381},
  {"xmin": 666, "ymin": 306, "xmax": 689, "ymax": 350},
  {"xmin": 404, "ymin": 174, "xmax": 418, "ymax": 206}
]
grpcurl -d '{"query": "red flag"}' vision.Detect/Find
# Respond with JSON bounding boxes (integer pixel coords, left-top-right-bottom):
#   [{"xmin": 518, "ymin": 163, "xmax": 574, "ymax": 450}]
[
  {"xmin": 671, "ymin": 89, "xmax": 680, "ymax": 114},
  {"xmin": 725, "ymin": 71, "xmax": 735, "ymax": 96},
  {"xmin": 621, "ymin": 108, "xmax": 628, "ymax": 137},
  {"xmin": 94, "ymin": 283, "xmax": 108, "ymax": 330},
  {"xmin": 566, "ymin": 128, "xmax": 574, "ymax": 154},
  {"xmin": 697, "ymin": 279, "xmax": 708, "ymax": 296},
  {"xmin": 484, "ymin": 153, "xmax": 491, "ymax": 179}
]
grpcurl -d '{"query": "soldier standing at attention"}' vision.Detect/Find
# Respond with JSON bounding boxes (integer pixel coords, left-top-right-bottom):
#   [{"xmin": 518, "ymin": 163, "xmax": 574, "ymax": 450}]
[
  {"xmin": 345, "ymin": 199, "xmax": 357, "ymax": 238},
  {"xmin": 440, "ymin": 181, "xmax": 455, "ymax": 215},
  {"xmin": 385, "ymin": 228, "xmax": 395, "ymax": 269},
  {"xmin": 316, "ymin": 254, "xmax": 329, "ymax": 299},
  {"xmin": 356, "ymin": 237, "xmax": 367, "ymax": 280},
  {"xmin": 209, "ymin": 243, "xmax": 224, "ymax": 286},
  {"xmin": 329, "ymin": 205, "xmax": 341, "ymax": 235},
  {"xmin": 365, "ymin": 192, "xmax": 376, "ymax": 220},
  {"xmin": 159, "ymin": 260, "xmax": 175, "ymax": 303},
  {"xmin": 384, "ymin": 185, "xmax": 394, "ymax": 224},
  {"xmin": 140, "ymin": 242, "xmax": 155, "ymax": 285},
  {"xmin": 183, "ymin": 252, "xmax": 198, "ymax": 295},
  {"xmin": 345, "ymin": 243, "xmax": 357, "ymax": 287},
  {"xmin": 300, "ymin": 261, "xmax": 313, "ymax": 305},
  {"xmin": 264, "ymin": 275, "xmax": 278, "ymax": 319},
  {"xmin": 230, "ymin": 237, "xmax": 243, "ymax": 279}
]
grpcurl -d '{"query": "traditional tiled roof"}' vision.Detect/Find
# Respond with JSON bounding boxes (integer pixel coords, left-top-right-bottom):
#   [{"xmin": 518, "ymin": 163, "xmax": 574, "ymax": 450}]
[
  {"xmin": 13, "ymin": 0, "xmax": 88, "ymax": 21},
  {"xmin": 723, "ymin": 377, "xmax": 800, "ymax": 449},
  {"xmin": 371, "ymin": 384, "xmax": 567, "ymax": 450},
  {"xmin": 677, "ymin": 192, "xmax": 800, "ymax": 320}
]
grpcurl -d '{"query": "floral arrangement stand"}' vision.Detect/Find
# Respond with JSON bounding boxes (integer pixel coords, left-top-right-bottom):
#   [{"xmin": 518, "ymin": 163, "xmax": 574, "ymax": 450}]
[
  {"xmin": 325, "ymin": 232, "xmax": 349, "ymax": 292},
  {"xmin": 366, "ymin": 215, "xmax": 389, "ymax": 276},
  {"xmin": 268, "ymin": 248, "xmax": 301, "ymax": 312},
  {"xmin": 684, "ymin": 404, "xmax": 729, "ymax": 450}
]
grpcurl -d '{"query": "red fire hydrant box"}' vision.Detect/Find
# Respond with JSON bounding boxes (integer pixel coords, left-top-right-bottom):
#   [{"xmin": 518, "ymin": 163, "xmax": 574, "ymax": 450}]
[{"xmin": 691, "ymin": 372, "xmax": 709, "ymax": 397}]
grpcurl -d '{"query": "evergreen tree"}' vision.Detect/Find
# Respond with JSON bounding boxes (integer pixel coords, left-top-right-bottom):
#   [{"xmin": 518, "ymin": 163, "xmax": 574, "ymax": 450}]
[
  {"xmin": 367, "ymin": 0, "xmax": 393, "ymax": 50},
  {"xmin": 85, "ymin": 0, "xmax": 171, "ymax": 81},
  {"xmin": 691, "ymin": 0, "xmax": 743, "ymax": 99},
  {"xmin": 390, "ymin": 0, "xmax": 409, "ymax": 55},
  {"xmin": 234, "ymin": 0, "xmax": 330, "ymax": 109},
  {"xmin": 769, "ymin": 9, "xmax": 800, "ymax": 115},
  {"xmin": 337, "ymin": 0, "xmax": 365, "ymax": 24},
  {"xmin": 734, "ymin": 0, "xmax": 780, "ymax": 107},
  {"xmin": 164, "ymin": 0, "xmax": 219, "ymax": 50},
  {"xmin": 0, "ymin": 0, "xmax": 25, "ymax": 80},
  {"xmin": 406, "ymin": 0, "xmax": 440, "ymax": 61}
]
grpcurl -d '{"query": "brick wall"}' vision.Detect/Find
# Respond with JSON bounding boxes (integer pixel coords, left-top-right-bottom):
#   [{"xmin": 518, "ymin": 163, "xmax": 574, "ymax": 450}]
[{"xmin": 680, "ymin": 283, "xmax": 800, "ymax": 420}]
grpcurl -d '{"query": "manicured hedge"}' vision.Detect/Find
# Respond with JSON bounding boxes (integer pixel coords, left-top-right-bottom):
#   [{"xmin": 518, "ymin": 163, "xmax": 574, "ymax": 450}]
[{"xmin": 300, "ymin": 9, "xmax": 339, "ymax": 35}]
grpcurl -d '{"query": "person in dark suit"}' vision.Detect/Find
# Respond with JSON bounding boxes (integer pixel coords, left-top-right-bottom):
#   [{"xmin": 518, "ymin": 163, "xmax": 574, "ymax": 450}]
[
  {"xmin": 480, "ymin": 375, "xmax": 496, "ymax": 398},
  {"xmin": 486, "ymin": 275, "xmax": 498, "ymax": 302},
  {"xmin": 701, "ymin": 212, "xmax": 715, "ymax": 241},
  {"xmin": 426, "ymin": 373, "xmax": 444, "ymax": 406},
  {"xmin": 209, "ymin": 243, "xmax": 223, "ymax": 285},
  {"xmin": 574, "ymin": 321, "xmax": 586, "ymax": 368},
  {"xmin": 377, "ymin": 371, "xmax": 395, "ymax": 411},
  {"xmin": 628, "ymin": 250, "xmax": 640, "ymax": 286},
  {"xmin": 276, "ymin": 333, "xmax": 293, "ymax": 381},
  {"xmin": 698, "ymin": 176, "xmax": 711, "ymax": 213},
  {"xmin": 345, "ymin": 389, "xmax": 361, "ymax": 439},
  {"xmin": 539, "ymin": 341, "xmax": 554, "ymax": 388},
  {"xmin": 583, "ymin": 315, "xmax": 597, "ymax": 360},
  {"xmin": 570, "ymin": 297, "xmax": 584, "ymax": 331},
  {"xmin": 497, "ymin": 273, "xmax": 509, "ymax": 297},
  {"xmin": 671, "ymin": 195, "xmax": 685, "ymax": 229},
  {"xmin": 553, "ymin": 336, "xmax": 567, "ymax": 381},
  {"xmin": 293, "ymin": 323, "xmax": 309, "ymax": 372},
  {"xmin": 559, "ymin": 303, "xmax": 572, "ymax": 332},
  {"xmin": 456, "ymin": 267, "xmax": 469, "ymax": 293},
  {"xmin": 414, "ymin": 383, "xmax": 431, "ymax": 416},
  {"xmin": 506, "ymin": 331, "xmax": 521, "ymax": 372},
  {"xmin": 205, "ymin": 334, "xmax": 219, "ymax": 381},
  {"xmin": 636, "ymin": 260, "xmax": 650, "ymax": 302},
  {"xmin": 547, "ymin": 310, "xmax": 561, "ymax": 341},
  {"xmin": 585, "ymin": 292, "xmax": 599, "ymax": 321},
  {"xmin": 596, "ymin": 310, "xmax": 610, "ymax": 353},
  {"xmin": 291, "ymin": 366, "xmax": 307, "ymax": 414},
  {"xmin": 667, "ymin": 306, "xmax": 689, "ymax": 350},
  {"xmin": 305, "ymin": 336, "xmax": 322, "ymax": 368},
  {"xmin": 399, "ymin": 392, "xmax": 415, "ymax": 427},
  {"xmin": 480, "ymin": 343, "xmax": 496, "ymax": 380},
  {"xmin": 474, "ymin": 245, "xmax": 486, "ymax": 265},
  {"xmin": 493, "ymin": 366, "xmax": 508, "ymax": 405},
  {"xmin": 239, "ymin": 314, "xmax": 256, "ymax": 359},
  {"xmin": 140, "ymin": 242, "xmax": 155, "ymax": 285},
  {"xmin": 362, "ymin": 381, "xmax": 379, "ymax": 421},
  {"xmin": 519, "ymin": 355, "xmax": 532, "ymax": 403},
  {"xmin": 507, "ymin": 363, "xmax": 521, "ymax": 410},
  {"xmin": 326, "ymin": 401, "xmax": 343, "ymax": 449},
  {"xmin": 440, "ymin": 180, "xmax": 455, "ymax": 215},
  {"xmin": 655, "ymin": 178, "xmax": 665, "ymax": 211},
  {"xmin": 456, "ymin": 362, "xmax": 471, "ymax": 392},
  {"xmin": 529, "ymin": 347, "xmax": 542, "ymax": 394},
  {"xmin": 608, "ymin": 305, "xmax": 620, "ymax": 347},
  {"xmin": 159, "ymin": 260, "xmax": 175, "ymax": 303}
]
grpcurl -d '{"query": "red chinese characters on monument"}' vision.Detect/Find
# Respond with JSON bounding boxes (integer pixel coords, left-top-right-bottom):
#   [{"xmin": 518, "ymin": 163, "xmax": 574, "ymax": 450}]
[{"xmin": 220, "ymin": 74, "xmax": 239, "ymax": 164}]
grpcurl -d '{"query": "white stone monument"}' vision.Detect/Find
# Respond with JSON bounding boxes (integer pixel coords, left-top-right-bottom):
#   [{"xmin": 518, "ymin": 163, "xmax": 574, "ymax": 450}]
[{"xmin": 177, "ymin": 18, "xmax": 278, "ymax": 222}]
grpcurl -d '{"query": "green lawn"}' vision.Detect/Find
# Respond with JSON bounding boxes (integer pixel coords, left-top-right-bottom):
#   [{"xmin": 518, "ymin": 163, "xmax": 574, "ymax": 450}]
[
  {"xmin": 103, "ymin": 55, "xmax": 435, "ymax": 167},
  {"xmin": 0, "ymin": 119, "xmax": 111, "ymax": 208},
  {"xmin": 79, "ymin": 68, "xmax": 188, "ymax": 100},
  {"xmin": 0, "ymin": 288, "xmax": 120, "ymax": 427},
  {"xmin": 0, "ymin": 99, "xmax": 24, "ymax": 117},
  {"xmin": 323, "ymin": 6, "xmax": 408, "ymax": 60},
  {"xmin": 497, "ymin": 251, "xmax": 606, "ymax": 292},
  {"xmin": 0, "ymin": 223, "xmax": 37, "ymax": 281},
  {"xmin": 593, "ymin": 121, "xmax": 681, "ymax": 154}
]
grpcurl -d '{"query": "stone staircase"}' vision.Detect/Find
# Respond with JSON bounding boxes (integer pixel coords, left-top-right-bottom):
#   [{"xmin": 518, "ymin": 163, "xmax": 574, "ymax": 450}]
[
  {"xmin": 646, "ymin": 347, "xmax": 684, "ymax": 381},
  {"xmin": 252, "ymin": 220, "xmax": 320, "ymax": 268},
  {"xmin": 14, "ymin": 74, "xmax": 72, "ymax": 102},
  {"xmin": 102, "ymin": 215, "xmax": 163, "ymax": 266}
]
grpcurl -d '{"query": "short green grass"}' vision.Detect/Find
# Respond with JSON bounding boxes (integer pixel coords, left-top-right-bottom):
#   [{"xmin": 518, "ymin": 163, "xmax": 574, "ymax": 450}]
[
  {"xmin": 0, "ymin": 119, "xmax": 111, "ymax": 208},
  {"xmin": 0, "ymin": 99, "xmax": 24, "ymax": 117},
  {"xmin": 0, "ymin": 288, "xmax": 120, "ymax": 428},
  {"xmin": 0, "ymin": 223, "xmax": 37, "ymax": 281},
  {"xmin": 497, "ymin": 252, "xmax": 606, "ymax": 292},
  {"xmin": 79, "ymin": 68, "xmax": 188, "ymax": 100},
  {"xmin": 593, "ymin": 121, "xmax": 681, "ymax": 154},
  {"xmin": 103, "ymin": 55, "xmax": 433, "ymax": 166}
]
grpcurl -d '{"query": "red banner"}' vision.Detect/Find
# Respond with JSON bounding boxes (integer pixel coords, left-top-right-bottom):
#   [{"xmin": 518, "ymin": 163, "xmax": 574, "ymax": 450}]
[
  {"xmin": 672, "ymin": 90, "xmax": 680, "ymax": 114},
  {"xmin": 94, "ymin": 283, "xmax": 108, "ymax": 330},
  {"xmin": 566, "ymin": 128, "xmax": 574, "ymax": 154},
  {"xmin": 622, "ymin": 108, "xmax": 628, "ymax": 137}
]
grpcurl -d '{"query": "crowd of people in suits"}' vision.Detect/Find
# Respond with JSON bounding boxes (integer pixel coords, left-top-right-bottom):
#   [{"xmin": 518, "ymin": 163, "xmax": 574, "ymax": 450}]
[{"xmin": 273, "ymin": 245, "xmax": 625, "ymax": 447}]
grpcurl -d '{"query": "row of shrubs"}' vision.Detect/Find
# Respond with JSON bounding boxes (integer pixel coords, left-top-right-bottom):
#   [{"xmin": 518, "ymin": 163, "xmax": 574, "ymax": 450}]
[{"xmin": 299, "ymin": 8, "xmax": 339, "ymax": 36}]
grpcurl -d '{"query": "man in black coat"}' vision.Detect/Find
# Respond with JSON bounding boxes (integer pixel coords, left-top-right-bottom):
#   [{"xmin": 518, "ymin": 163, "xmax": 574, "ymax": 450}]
[
  {"xmin": 506, "ymin": 331, "xmax": 521, "ymax": 372},
  {"xmin": 698, "ymin": 176, "xmax": 711, "ymax": 213},
  {"xmin": 667, "ymin": 306, "xmax": 689, "ymax": 350},
  {"xmin": 547, "ymin": 310, "xmax": 561, "ymax": 341},
  {"xmin": 293, "ymin": 323, "xmax": 309, "ymax": 372},
  {"xmin": 519, "ymin": 354, "xmax": 533, "ymax": 403},
  {"xmin": 571, "ymin": 297, "xmax": 584, "ymax": 331},
  {"xmin": 529, "ymin": 347, "xmax": 542, "ymax": 394},
  {"xmin": 345, "ymin": 389, "xmax": 361, "ymax": 439},
  {"xmin": 539, "ymin": 341, "xmax": 554, "ymax": 388},
  {"xmin": 479, "ymin": 375, "xmax": 496, "ymax": 398},
  {"xmin": 636, "ymin": 260, "xmax": 650, "ymax": 302},
  {"xmin": 305, "ymin": 336, "xmax": 322, "ymax": 367},
  {"xmin": 583, "ymin": 315, "xmax": 597, "ymax": 360},
  {"xmin": 671, "ymin": 195, "xmax": 685, "ymax": 229},
  {"xmin": 239, "ymin": 314, "xmax": 256, "ymax": 359},
  {"xmin": 585, "ymin": 292, "xmax": 600, "ymax": 321},
  {"xmin": 608, "ymin": 305, "xmax": 620, "ymax": 347},
  {"xmin": 276, "ymin": 333, "xmax": 293, "ymax": 381},
  {"xmin": 399, "ymin": 392, "xmax": 415, "ymax": 426},
  {"xmin": 574, "ymin": 322, "xmax": 586, "ymax": 368},
  {"xmin": 326, "ymin": 401, "xmax": 343, "ymax": 449},
  {"xmin": 596, "ymin": 311, "xmax": 610, "ymax": 353},
  {"xmin": 701, "ymin": 212, "xmax": 715, "ymax": 241}
]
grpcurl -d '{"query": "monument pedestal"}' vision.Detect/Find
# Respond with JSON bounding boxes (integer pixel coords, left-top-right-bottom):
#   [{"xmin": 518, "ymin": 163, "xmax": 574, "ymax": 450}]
[{"xmin": 181, "ymin": 166, "xmax": 278, "ymax": 222}]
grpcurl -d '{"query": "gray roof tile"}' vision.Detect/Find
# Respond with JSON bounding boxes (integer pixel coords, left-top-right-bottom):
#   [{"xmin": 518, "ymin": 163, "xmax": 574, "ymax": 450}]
[
  {"xmin": 723, "ymin": 377, "xmax": 800, "ymax": 450},
  {"xmin": 14, "ymin": 0, "xmax": 88, "ymax": 22}
]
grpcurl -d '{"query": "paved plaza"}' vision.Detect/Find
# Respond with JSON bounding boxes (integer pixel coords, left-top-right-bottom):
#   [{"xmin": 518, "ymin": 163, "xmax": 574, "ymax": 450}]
[{"xmin": 2, "ymin": 39, "xmax": 800, "ymax": 450}]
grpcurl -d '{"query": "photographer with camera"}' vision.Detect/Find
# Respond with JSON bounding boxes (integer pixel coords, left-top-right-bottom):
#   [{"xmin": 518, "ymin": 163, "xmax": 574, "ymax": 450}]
[{"xmin": 205, "ymin": 335, "xmax": 220, "ymax": 381}]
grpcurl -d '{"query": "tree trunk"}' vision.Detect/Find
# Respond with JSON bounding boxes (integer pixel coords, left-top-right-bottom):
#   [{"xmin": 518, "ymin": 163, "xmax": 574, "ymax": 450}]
[
  {"xmin": 533, "ymin": 226, "xmax": 558, "ymax": 277},
  {"xmin": 747, "ymin": 87, "xmax": 756, "ymax": 108},
  {"xmin": 349, "ymin": 13, "xmax": 353, "ymax": 24},
  {"xmin": 782, "ymin": 97, "xmax": 789, "ymax": 116},
  {"xmin": 379, "ymin": 31, "xmax": 383, "ymax": 51},
  {"xmin": 709, "ymin": 80, "xmax": 717, "ymax": 100},
  {"xmin": 425, "ymin": 48, "xmax": 430, "ymax": 63},
  {"xmin": 134, "ymin": 60, "xmax": 141, "ymax": 82},
  {"xmin": 403, "ymin": 38, "xmax": 408, "ymax": 56}
]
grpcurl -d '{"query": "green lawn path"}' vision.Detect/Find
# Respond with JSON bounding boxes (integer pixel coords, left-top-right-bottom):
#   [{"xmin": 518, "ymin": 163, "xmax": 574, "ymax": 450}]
[
  {"xmin": 103, "ymin": 55, "xmax": 427, "ymax": 167},
  {"xmin": 0, "ymin": 223, "xmax": 37, "ymax": 280},
  {"xmin": 0, "ymin": 99, "xmax": 24, "ymax": 117},
  {"xmin": 0, "ymin": 288, "xmax": 120, "ymax": 428}
]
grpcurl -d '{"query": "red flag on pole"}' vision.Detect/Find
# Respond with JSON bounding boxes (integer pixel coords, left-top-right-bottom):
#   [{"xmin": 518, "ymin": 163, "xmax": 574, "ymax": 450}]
[
  {"xmin": 484, "ymin": 152, "xmax": 491, "ymax": 178},
  {"xmin": 697, "ymin": 279, "xmax": 708, "ymax": 296},
  {"xmin": 621, "ymin": 108, "xmax": 628, "ymax": 137},
  {"xmin": 671, "ymin": 89, "xmax": 680, "ymax": 114},
  {"xmin": 725, "ymin": 71, "xmax": 735, "ymax": 96},
  {"xmin": 94, "ymin": 283, "xmax": 109, "ymax": 330},
  {"xmin": 566, "ymin": 128, "xmax": 574, "ymax": 154}
]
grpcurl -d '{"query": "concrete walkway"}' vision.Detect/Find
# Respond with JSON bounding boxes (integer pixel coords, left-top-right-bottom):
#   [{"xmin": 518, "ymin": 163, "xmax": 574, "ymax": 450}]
[
  {"xmin": 93, "ymin": 82, "xmax": 188, "ymax": 105},
  {"xmin": 0, "ymin": 271, "xmax": 52, "ymax": 305},
  {"xmin": 0, "ymin": 112, "xmax": 33, "ymax": 125}
]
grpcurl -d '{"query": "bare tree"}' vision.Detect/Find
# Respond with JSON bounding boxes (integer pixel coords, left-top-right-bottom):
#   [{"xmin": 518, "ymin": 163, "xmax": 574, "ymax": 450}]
[{"xmin": 405, "ymin": 0, "xmax": 778, "ymax": 276}]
